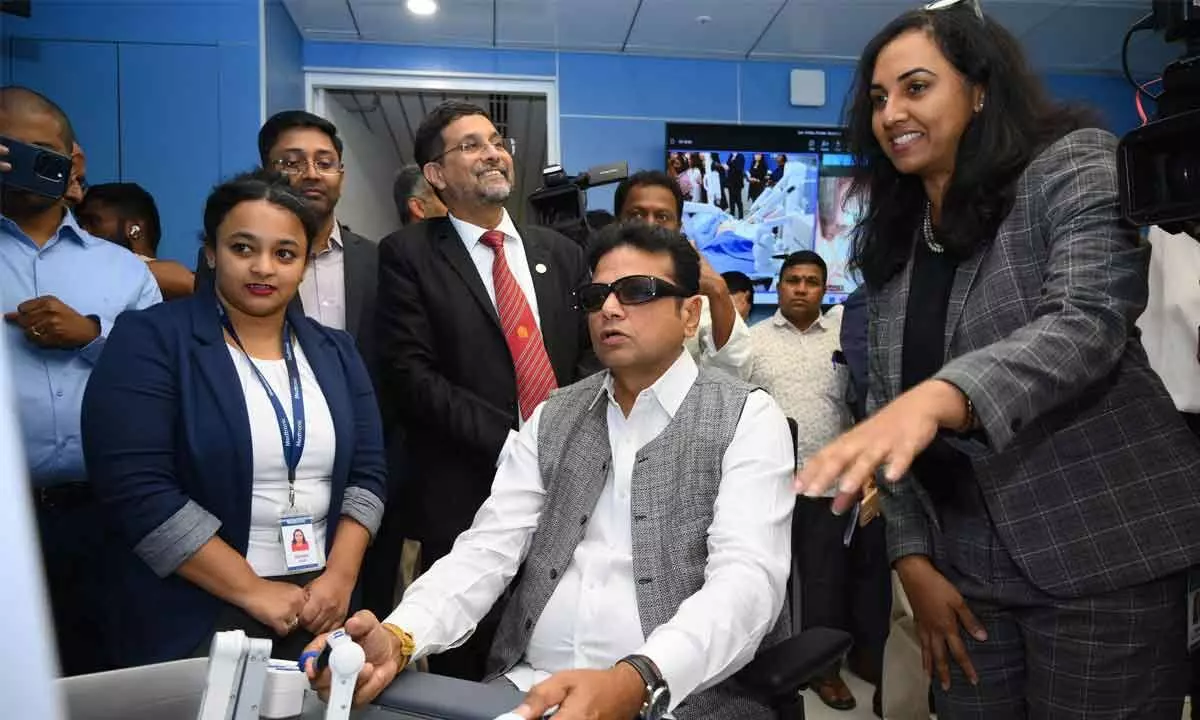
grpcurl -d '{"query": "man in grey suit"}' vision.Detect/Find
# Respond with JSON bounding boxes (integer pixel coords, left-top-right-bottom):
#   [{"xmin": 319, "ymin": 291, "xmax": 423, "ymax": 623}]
[
  {"xmin": 304, "ymin": 223, "xmax": 796, "ymax": 719},
  {"xmin": 798, "ymin": 7, "xmax": 1200, "ymax": 719}
]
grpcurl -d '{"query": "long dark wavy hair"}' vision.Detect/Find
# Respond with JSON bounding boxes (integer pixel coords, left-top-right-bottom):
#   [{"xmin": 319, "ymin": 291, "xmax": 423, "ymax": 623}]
[{"xmin": 845, "ymin": 6, "xmax": 1098, "ymax": 289}]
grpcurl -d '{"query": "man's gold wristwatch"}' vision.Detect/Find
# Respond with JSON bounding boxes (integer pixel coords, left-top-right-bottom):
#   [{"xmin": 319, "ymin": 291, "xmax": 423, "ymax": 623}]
[{"xmin": 381, "ymin": 623, "xmax": 415, "ymax": 672}]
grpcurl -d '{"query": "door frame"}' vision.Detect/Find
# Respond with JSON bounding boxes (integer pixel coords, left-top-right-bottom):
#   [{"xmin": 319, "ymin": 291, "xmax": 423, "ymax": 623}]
[{"xmin": 304, "ymin": 69, "xmax": 561, "ymax": 164}]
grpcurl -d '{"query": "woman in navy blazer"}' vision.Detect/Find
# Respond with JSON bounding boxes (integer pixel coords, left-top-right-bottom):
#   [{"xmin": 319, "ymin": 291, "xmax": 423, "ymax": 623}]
[{"xmin": 82, "ymin": 170, "xmax": 387, "ymax": 667}]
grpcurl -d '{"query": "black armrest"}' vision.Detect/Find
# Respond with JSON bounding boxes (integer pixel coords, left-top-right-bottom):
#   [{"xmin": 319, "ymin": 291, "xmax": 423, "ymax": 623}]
[
  {"xmin": 734, "ymin": 627, "xmax": 854, "ymax": 705},
  {"xmin": 374, "ymin": 669, "xmax": 526, "ymax": 719}
]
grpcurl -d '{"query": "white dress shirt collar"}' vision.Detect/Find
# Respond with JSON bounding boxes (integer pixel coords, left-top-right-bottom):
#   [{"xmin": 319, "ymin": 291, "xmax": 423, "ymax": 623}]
[
  {"xmin": 327, "ymin": 220, "xmax": 344, "ymax": 250},
  {"xmin": 448, "ymin": 208, "xmax": 521, "ymax": 251},
  {"xmin": 771, "ymin": 305, "xmax": 841, "ymax": 333},
  {"xmin": 311, "ymin": 219, "xmax": 344, "ymax": 257},
  {"xmin": 590, "ymin": 348, "xmax": 698, "ymax": 418}
]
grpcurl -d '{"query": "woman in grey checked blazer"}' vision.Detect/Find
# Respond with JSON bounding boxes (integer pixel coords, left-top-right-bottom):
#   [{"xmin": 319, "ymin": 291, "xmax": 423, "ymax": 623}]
[{"xmin": 796, "ymin": 2, "xmax": 1200, "ymax": 719}]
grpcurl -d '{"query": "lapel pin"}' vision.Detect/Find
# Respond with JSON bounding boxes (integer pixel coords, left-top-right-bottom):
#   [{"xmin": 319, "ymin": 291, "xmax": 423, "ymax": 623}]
[{"xmin": 535, "ymin": 263, "xmax": 548, "ymax": 274}]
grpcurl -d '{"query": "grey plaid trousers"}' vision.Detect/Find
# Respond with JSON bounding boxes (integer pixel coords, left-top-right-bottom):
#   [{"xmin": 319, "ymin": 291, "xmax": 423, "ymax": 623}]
[{"xmin": 927, "ymin": 502, "xmax": 1189, "ymax": 720}]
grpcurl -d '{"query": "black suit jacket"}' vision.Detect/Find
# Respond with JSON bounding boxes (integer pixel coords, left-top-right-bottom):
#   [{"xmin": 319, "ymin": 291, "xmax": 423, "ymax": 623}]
[
  {"xmin": 376, "ymin": 216, "xmax": 597, "ymax": 545},
  {"xmin": 839, "ymin": 287, "xmax": 868, "ymax": 422},
  {"xmin": 194, "ymin": 226, "xmax": 379, "ymax": 376},
  {"xmin": 727, "ymin": 153, "xmax": 746, "ymax": 189}
]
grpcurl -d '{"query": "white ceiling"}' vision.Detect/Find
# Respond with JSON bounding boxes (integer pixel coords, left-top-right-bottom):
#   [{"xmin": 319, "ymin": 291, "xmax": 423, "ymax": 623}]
[{"xmin": 283, "ymin": 0, "xmax": 1182, "ymax": 76}]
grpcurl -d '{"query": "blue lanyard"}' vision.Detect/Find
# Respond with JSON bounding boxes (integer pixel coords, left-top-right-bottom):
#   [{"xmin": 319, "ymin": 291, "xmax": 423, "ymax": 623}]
[{"xmin": 218, "ymin": 304, "xmax": 306, "ymax": 505}]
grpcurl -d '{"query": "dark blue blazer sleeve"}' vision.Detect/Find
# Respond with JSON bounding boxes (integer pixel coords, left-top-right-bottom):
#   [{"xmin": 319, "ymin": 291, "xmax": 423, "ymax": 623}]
[{"xmin": 82, "ymin": 308, "xmax": 192, "ymax": 548}]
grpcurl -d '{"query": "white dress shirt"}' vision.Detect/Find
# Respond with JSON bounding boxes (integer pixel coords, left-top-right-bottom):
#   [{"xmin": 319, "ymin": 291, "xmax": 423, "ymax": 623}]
[
  {"xmin": 228, "ymin": 342, "xmax": 337, "ymax": 577},
  {"xmin": 386, "ymin": 350, "xmax": 794, "ymax": 710},
  {"xmin": 685, "ymin": 295, "xmax": 754, "ymax": 381},
  {"xmin": 298, "ymin": 222, "xmax": 347, "ymax": 330},
  {"xmin": 449, "ymin": 209, "xmax": 542, "ymax": 328},
  {"xmin": 748, "ymin": 306, "xmax": 851, "ymax": 497},
  {"xmin": 1137, "ymin": 226, "xmax": 1200, "ymax": 412}
]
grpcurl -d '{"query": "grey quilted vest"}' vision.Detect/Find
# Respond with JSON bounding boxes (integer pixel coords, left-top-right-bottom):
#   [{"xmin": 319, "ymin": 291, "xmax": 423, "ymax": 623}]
[{"xmin": 485, "ymin": 366, "xmax": 789, "ymax": 719}]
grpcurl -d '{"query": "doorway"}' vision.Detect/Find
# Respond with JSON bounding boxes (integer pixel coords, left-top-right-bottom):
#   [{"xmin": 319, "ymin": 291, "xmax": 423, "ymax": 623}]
[{"xmin": 308, "ymin": 71, "xmax": 559, "ymax": 241}]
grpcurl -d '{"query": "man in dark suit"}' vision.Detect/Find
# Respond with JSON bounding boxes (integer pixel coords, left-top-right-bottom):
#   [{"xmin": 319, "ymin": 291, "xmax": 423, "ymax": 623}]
[
  {"xmin": 726, "ymin": 152, "xmax": 746, "ymax": 219},
  {"xmin": 196, "ymin": 111, "xmax": 377, "ymax": 361},
  {"xmin": 376, "ymin": 100, "xmax": 596, "ymax": 680}
]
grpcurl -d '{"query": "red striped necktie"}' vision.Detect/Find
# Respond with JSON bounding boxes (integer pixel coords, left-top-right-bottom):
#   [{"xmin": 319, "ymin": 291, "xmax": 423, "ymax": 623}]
[{"xmin": 479, "ymin": 230, "xmax": 558, "ymax": 420}]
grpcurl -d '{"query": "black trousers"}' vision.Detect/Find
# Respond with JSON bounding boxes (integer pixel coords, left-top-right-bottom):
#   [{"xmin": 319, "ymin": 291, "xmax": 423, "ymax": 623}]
[
  {"xmin": 793, "ymin": 496, "xmax": 891, "ymax": 684},
  {"xmin": 36, "ymin": 490, "xmax": 112, "ymax": 676},
  {"xmin": 360, "ymin": 441, "xmax": 411, "ymax": 620},
  {"xmin": 932, "ymin": 504, "xmax": 1188, "ymax": 719},
  {"xmin": 728, "ymin": 184, "xmax": 745, "ymax": 218}
]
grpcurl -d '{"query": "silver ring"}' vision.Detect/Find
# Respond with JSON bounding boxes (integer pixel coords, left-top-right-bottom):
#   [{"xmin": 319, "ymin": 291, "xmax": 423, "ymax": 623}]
[{"xmin": 30, "ymin": 327, "xmax": 43, "ymax": 337}]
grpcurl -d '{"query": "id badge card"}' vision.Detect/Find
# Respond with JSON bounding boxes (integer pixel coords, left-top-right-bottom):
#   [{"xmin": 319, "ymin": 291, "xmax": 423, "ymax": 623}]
[
  {"xmin": 1188, "ymin": 567, "xmax": 1200, "ymax": 653},
  {"xmin": 280, "ymin": 513, "xmax": 324, "ymax": 575}
]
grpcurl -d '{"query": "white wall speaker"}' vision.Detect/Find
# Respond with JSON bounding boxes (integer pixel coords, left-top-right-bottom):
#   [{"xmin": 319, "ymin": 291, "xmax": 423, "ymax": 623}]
[{"xmin": 789, "ymin": 69, "xmax": 826, "ymax": 107}]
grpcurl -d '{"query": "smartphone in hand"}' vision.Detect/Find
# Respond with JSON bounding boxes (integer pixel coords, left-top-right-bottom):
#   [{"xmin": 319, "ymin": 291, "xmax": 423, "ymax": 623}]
[{"xmin": 0, "ymin": 135, "xmax": 71, "ymax": 199}]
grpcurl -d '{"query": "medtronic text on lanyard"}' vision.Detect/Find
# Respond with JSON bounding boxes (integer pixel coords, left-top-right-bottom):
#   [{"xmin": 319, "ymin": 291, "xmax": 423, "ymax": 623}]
[{"xmin": 218, "ymin": 303, "xmax": 307, "ymax": 507}]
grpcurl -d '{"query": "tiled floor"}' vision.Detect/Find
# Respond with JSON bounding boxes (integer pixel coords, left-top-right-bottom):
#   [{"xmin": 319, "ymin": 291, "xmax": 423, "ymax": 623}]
[{"xmin": 801, "ymin": 671, "xmax": 884, "ymax": 720}]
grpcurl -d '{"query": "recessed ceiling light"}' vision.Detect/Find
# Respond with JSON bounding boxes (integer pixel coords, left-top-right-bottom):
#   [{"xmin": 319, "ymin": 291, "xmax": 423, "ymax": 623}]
[
  {"xmin": 696, "ymin": 15, "xmax": 712, "ymax": 25},
  {"xmin": 407, "ymin": 0, "xmax": 438, "ymax": 16}
]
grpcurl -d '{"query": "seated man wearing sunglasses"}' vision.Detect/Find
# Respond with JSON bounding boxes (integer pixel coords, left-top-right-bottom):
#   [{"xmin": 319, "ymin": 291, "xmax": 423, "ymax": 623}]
[{"xmin": 303, "ymin": 222, "xmax": 795, "ymax": 720}]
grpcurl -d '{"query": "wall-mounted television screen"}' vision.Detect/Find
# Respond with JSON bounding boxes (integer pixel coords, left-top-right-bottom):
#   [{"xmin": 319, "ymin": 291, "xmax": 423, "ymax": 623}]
[{"xmin": 665, "ymin": 123, "xmax": 863, "ymax": 306}]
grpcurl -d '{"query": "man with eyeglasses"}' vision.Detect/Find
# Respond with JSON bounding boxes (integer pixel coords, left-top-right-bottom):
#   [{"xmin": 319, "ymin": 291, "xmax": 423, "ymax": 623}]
[
  {"xmin": 305, "ymin": 222, "xmax": 794, "ymax": 720},
  {"xmin": 195, "ymin": 111, "xmax": 379, "ymax": 367},
  {"xmin": 613, "ymin": 170, "xmax": 753, "ymax": 380},
  {"xmin": 375, "ymin": 100, "xmax": 597, "ymax": 681}
]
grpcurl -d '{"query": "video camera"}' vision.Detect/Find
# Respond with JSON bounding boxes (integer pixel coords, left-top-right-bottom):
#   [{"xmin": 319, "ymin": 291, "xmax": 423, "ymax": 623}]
[
  {"xmin": 1117, "ymin": 0, "xmax": 1200, "ymax": 232},
  {"xmin": 528, "ymin": 160, "xmax": 629, "ymax": 247}
]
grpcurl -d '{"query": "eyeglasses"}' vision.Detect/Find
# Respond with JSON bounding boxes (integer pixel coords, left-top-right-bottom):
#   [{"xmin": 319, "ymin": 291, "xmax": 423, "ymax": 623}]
[
  {"xmin": 575, "ymin": 275, "xmax": 693, "ymax": 313},
  {"xmin": 923, "ymin": 0, "xmax": 984, "ymax": 21},
  {"xmin": 272, "ymin": 157, "xmax": 344, "ymax": 176},
  {"xmin": 432, "ymin": 137, "xmax": 516, "ymax": 162}
]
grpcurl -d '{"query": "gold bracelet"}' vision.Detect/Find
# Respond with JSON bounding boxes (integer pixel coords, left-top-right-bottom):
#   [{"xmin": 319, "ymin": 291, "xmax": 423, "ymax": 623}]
[{"xmin": 381, "ymin": 623, "xmax": 416, "ymax": 673}]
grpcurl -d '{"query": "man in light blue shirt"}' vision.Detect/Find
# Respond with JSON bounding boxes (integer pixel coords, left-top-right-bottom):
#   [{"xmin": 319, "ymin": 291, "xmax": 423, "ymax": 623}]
[{"xmin": 0, "ymin": 86, "xmax": 161, "ymax": 676}]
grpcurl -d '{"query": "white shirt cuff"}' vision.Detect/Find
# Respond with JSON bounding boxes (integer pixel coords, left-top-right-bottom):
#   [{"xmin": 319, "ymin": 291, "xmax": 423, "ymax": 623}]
[{"xmin": 636, "ymin": 629, "xmax": 704, "ymax": 713}]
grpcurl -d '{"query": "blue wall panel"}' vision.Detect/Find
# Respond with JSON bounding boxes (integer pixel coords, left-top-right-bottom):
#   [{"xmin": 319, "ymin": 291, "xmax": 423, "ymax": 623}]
[
  {"xmin": 1045, "ymin": 73, "xmax": 1139, "ymax": 135},
  {"xmin": 305, "ymin": 41, "xmax": 557, "ymax": 77},
  {"xmin": 5, "ymin": 0, "xmax": 258, "ymax": 45},
  {"xmin": 119, "ymin": 44, "xmax": 222, "ymax": 265},
  {"xmin": 7, "ymin": 39, "xmax": 120, "ymax": 185},
  {"xmin": 558, "ymin": 53, "xmax": 739, "ymax": 121},
  {"xmin": 2, "ymin": 0, "xmax": 262, "ymax": 269},
  {"xmin": 303, "ymin": 42, "xmax": 1141, "ymax": 203},
  {"xmin": 740, "ymin": 62, "xmax": 856, "ymax": 126},
  {"xmin": 266, "ymin": 0, "xmax": 305, "ymax": 115},
  {"xmin": 218, "ymin": 42, "xmax": 266, "ymax": 175}
]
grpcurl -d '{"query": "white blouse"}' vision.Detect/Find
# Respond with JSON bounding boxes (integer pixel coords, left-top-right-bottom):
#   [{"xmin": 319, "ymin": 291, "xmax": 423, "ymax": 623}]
[{"xmin": 226, "ymin": 341, "xmax": 337, "ymax": 577}]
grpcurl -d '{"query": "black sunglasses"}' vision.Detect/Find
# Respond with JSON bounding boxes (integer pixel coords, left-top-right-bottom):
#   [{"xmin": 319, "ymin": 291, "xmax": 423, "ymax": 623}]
[
  {"xmin": 923, "ymin": 0, "xmax": 984, "ymax": 21},
  {"xmin": 575, "ymin": 275, "xmax": 693, "ymax": 313}
]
